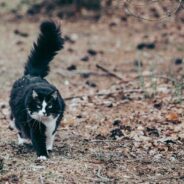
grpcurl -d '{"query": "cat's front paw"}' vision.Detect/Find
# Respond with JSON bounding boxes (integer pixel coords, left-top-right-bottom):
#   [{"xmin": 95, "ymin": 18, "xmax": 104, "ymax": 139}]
[{"xmin": 37, "ymin": 156, "xmax": 47, "ymax": 161}]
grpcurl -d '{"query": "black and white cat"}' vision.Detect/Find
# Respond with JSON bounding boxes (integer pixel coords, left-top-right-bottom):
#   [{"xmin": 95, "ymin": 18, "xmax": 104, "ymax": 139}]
[{"xmin": 9, "ymin": 21, "xmax": 65, "ymax": 160}]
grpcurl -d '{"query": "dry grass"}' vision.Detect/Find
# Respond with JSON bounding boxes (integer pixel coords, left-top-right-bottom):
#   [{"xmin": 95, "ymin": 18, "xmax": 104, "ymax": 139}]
[{"xmin": 0, "ymin": 6, "xmax": 184, "ymax": 183}]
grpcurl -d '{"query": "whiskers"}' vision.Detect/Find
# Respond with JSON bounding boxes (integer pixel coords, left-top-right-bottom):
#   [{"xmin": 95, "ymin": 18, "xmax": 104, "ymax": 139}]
[{"xmin": 18, "ymin": 107, "xmax": 29, "ymax": 114}]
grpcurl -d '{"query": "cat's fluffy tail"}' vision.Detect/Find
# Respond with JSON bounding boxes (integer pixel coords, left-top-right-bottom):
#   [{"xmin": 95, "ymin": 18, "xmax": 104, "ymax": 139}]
[{"xmin": 24, "ymin": 21, "xmax": 64, "ymax": 78}]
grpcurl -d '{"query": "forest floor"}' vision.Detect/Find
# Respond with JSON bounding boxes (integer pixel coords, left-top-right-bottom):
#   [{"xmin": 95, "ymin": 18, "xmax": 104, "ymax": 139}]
[{"xmin": 0, "ymin": 2, "xmax": 184, "ymax": 184}]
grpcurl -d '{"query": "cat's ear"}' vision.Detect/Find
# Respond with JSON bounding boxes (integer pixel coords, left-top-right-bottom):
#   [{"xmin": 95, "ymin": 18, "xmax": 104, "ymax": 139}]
[
  {"xmin": 51, "ymin": 91, "xmax": 57, "ymax": 99},
  {"xmin": 32, "ymin": 90, "xmax": 38, "ymax": 98}
]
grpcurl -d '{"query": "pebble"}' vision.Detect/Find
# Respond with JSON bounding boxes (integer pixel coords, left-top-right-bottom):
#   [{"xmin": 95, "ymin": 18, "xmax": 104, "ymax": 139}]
[{"xmin": 67, "ymin": 64, "xmax": 77, "ymax": 71}]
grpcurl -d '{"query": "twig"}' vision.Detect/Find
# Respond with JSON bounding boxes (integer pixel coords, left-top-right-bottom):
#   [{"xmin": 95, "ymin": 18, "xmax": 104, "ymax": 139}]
[
  {"xmin": 39, "ymin": 175, "xmax": 44, "ymax": 184},
  {"xmin": 90, "ymin": 139, "xmax": 118, "ymax": 142},
  {"xmin": 64, "ymin": 89, "xmax": 143, "ymax": 101},
  {"xmin": 96, "ymin": 64, "xmax": 123, "ymax": 81},
  {"xmin": 142, "ymin": 175, "xmax": 181, "ymax": 182},
  {"xmin": 56, "ymin": 70, "xmax": 109, "ymax": 78},
  {"xmin": 96, "ymin": 166, "xmax": 112, "ymax": 182},
  {"xmin": 134, "ymin": 74, "xmax": 177, "ymax": 83},
  {"xmin": 58, "ymin": 69, "xmax": 178, "ymax": 85}
]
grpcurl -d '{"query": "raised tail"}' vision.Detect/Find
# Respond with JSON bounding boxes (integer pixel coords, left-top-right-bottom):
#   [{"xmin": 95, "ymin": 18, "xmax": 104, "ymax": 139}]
[{"xmin": 24, "ymin": 21, "xmax": 64, "ymax": 78}]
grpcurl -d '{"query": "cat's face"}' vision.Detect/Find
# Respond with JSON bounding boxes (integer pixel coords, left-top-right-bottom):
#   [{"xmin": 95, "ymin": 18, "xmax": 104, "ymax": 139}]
[{"xmin": 27, "ymin": 90, "xmax": 61, "ymax": 122}]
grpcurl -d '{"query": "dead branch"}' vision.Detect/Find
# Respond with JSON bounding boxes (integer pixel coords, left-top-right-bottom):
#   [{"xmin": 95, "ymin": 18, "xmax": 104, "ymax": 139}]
[
  {"xmin": 96, "ymin": 166, "xmax": 113, "ymax": 182},
  {"xmin": 143, "ymin": 175, "xmax": 180, "ymax": 182},
  {"xmin": 64, "ymin": 89, "xmax": 143, "ymax": 101},
  {"xmin": 96, "ymin": 64, "xmax": 123, "ymax": 81},
  {"xmin": 135, "ymin": 74, "xmax": 177, "ymax": 83},
  {"xmin": 56, "ymin": 70, "xmax": 109, "ymax": 78}
]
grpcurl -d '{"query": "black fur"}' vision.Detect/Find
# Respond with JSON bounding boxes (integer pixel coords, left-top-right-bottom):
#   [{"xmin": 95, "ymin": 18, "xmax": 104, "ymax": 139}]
[
  {"xmin": 9, "ymin": 21, "xmax": 65, "ymax": 158},
  {"xmin": 24, "ymin": 21, "xmax": 64, "ymax": 78}
]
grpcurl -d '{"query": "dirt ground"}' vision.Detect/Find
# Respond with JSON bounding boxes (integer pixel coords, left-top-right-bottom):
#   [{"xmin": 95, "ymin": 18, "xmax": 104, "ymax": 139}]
[{"xmin": 1, "ymin": 3, "xmax": 184, "ymax": 184}]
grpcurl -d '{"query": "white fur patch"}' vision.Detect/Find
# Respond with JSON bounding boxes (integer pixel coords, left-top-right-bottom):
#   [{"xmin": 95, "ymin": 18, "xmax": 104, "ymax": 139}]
[
  {"xmin": 9, "ymin": 119, "xmax": 30, "ymax": 145},
  {"xmin": 42, "ymin": 116, "xmax": 58, "ymax": 151},
  {"xmin": 18, "ymin": 134, "xmax": 30, "ymax": 145},
  {"xmin": 32, "ymin": 90, "xmax": 38, "ymax": 98},
  {"xmin": 40, "ymin": 100, "xmax": 47, "ymax": 115},
  {"xmin": 37, "ymin": 156, "xmax": 47, "ymax": 160}
]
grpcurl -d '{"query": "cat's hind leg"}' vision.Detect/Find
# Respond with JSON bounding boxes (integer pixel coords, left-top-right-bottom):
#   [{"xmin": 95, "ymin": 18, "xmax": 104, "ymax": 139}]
[{"xmin": 18, "ymin": 132, "xmax": 30, "ymax": 145}]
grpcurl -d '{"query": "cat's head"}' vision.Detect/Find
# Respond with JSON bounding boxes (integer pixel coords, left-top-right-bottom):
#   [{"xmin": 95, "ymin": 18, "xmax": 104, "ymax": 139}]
[{"xmin": 26, "ymin": 89, "xmax": 63, "ymax": 122}]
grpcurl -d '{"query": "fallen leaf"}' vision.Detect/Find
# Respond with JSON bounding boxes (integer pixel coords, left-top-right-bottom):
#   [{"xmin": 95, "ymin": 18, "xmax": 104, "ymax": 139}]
[{"xmin": 166, "ymin": 112, "xmax": 180, "ymax": 124}]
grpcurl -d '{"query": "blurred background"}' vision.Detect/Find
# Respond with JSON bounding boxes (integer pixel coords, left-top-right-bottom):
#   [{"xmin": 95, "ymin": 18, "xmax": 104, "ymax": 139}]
[
  {"xmin": 1, "ymin": 0, "xmax": 184, "ymax": 183},
  {"xmin": 0, "ymin": 0, "xmax": 184, "ymax": 20}
]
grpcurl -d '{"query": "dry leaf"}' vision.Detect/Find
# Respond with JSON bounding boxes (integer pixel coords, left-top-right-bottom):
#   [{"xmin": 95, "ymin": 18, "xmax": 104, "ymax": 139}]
[{"xmin": 165, "ymin": 112, "xmax": 180, "ymax": 124}]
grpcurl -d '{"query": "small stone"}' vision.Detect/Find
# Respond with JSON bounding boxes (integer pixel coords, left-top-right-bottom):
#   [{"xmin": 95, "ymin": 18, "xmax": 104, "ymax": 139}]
[
  {"xmin": 109, "ymin": 18, "xmax": 120, "ymax": 27},
  {"xmin": 150, "ymin": 7, "xmax": 160, "ymax": 18},
  {"xmin": 137, "ymin": 43, "xmax": 146, "ymax": 50},
  {"xmin": 87, "ymin": 49, "xmax": 97, "ymax": 56},
  {"xmin": 68, "ymin": 48, "xmax": 74, "ymax": 53},
  {"xmin": 121, "ymin": 16, "xmax": 127, "ymax": 22},
  {"xmin": 153, "ymin": 101, "xmax": 162, "ymax": 110},
  {"xmin": 137, "ymin": 42, "xmax": 155, "ymax": 50},
  {"xmin": 64, "ymin": 34, "xmax": 78, "ymax": 44},
  {"xmin": 27, "ymin": 4, "xmax": 41, "ymax": 16},
  {"xmin": 120, "ymin": 125, "xmax": 132, "ymax": 132},
  {"xmin": 180, "ymin": 176, "xmax": 184, "ymax": 180},
  {"xmin": 86, "ymin": 80, "xmax": 96, "ymax": 88},
  {"xmin": 76, "ymin": 115, "xmax": 82, "ymax": 119},
  {"xmin": 113, "ymin": 119, "xmax": 121, "ymax": 126},
  {"xmin": 70, "ymin": 33, "xmax": 78, "ymax": 42},
  {"xmin": 64, "ymin": 35, "xmax": 74, "ymax": 43},
  {"xmin": 109, "ymin": 22, "xmax": 117, "ymax": 27},
  {"xmin": 175, "ymin": 58, "xmax": 183, "ymax": 65},
  {"xmin": 9, "ymin": 175, "xmax": 19, "ymax": 183},
  {"xmin": 16, "ymin": 41, "xmax": 24, "ymax": 45},
  {"xmin": 0, "ymin": 2, "xmax": 6, "ymax": 7},
  {"xmin": 146, "ymin": 43, "xmax": 155, "ymax": 49},
  {"xmin": 0, "ymin": 102, "xmax": 6, "ymax": 109},
  {"xmin": 81, "ymin": 56, "xmax": 89, "ymax": 62},
  {"xmin": 110, "ymin": 128, "xmax": 124, "ymax": 140},
  {"xmin": 80, "ymin": 73, "xmax": 90, "ymax": 78},
  {"xmin": 64, "ymin": 80, "xmax": 69, "ymax": 85},
  {"xmin": 146, "ymin": 127, "xmax": 159, "ymax": 137},
  {"xmin": 104, "ymin": 101, "xmax": 113, "ymax": 108},
  {"xmin": 67, "ymin": 65, "xmax": 77, "ymax": 71}
]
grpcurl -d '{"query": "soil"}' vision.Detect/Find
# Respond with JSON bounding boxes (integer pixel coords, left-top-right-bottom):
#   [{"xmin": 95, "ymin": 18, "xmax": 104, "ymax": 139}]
[{"xmin": 0, "ymin": 2, "xmax": 184, "ymax": 184}]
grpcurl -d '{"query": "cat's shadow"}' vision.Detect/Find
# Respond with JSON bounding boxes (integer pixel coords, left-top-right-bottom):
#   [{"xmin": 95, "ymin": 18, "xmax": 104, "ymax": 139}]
[
  {"xmin": 10, "ymin": 142, "xmax": 34, "ymax": 156},
  {"xmin": 10, "ymin": 142, "xmax": 72, "ymax": 157}
]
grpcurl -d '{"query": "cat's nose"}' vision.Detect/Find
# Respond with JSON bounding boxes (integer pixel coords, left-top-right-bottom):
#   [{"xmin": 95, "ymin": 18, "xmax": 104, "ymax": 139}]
[{"xmin": 43, "ymin": 112, "xmax": 47, "ymax": 115}]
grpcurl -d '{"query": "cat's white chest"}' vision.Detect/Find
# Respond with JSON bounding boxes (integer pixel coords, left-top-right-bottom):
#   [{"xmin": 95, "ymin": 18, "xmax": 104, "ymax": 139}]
[
  {"xmin": 46, "ymin": 120, "xmax": 56, "ymax": 136},
  {"xmin": 43, "ymin": 116, "xmax": 57, "ymax": 136},
  {"xmin": 42, "ymin": 116, "xmax": 58, "ymax": 150}
]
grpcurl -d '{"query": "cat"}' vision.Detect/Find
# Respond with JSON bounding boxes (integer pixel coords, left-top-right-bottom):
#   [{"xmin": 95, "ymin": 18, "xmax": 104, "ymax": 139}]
[{"xmin": 9, "ymin": 21, "xmax": 65, "ymax": 160}]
